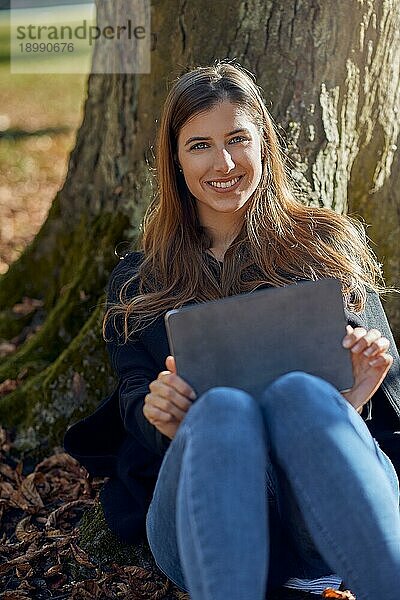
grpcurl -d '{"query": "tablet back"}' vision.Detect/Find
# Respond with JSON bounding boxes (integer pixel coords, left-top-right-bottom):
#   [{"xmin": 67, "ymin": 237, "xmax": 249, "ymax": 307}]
[{"xmin": 164, "ymin": 278, "xmax": 353, "ymax": 399}]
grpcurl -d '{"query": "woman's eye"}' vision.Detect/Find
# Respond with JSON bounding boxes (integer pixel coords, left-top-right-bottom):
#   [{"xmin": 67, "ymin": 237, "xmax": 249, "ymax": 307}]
[
  {"xmin": 229, "ymin": 135, "xmax": 249, "ymax": 144},
  {"xmin": 190, "ymin": 142, "xmax": 209, "ymax": 150},
  {"xmin": 189, "ymin": 136, "xmax": 249, "ymax": 151}
]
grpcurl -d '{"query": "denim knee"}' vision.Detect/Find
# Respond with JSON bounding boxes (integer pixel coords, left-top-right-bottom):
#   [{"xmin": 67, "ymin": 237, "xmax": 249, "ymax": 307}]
[
  {"xmin": 259, "ymin": 371, "xmax": 346, "ymax": 426},
  {"xmin": 267, "ymin": 370, "xmax": 337, "ymax": 397},
  {"xmin": 184, "ymin": 385, "xmax": 265, "ymax": 441},
  {"xmin": 259, "ymin": 370, "xmax": 378, "ymax": 452}
]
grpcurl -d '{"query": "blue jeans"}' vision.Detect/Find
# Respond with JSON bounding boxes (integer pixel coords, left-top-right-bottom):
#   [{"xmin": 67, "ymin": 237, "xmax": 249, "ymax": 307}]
[{"xmin": 145, "ymin": 372, "xmax": 400, "ymax": 599}]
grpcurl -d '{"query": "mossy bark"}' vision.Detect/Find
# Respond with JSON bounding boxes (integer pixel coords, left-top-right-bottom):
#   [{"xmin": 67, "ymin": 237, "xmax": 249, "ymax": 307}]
[
  {"xmin": 74, "ymin": 502, "xmax": 190, "ymax": 598},
  {"xmin": 0, "ymin": 0, "xmax": 399, "ymax": 457}
]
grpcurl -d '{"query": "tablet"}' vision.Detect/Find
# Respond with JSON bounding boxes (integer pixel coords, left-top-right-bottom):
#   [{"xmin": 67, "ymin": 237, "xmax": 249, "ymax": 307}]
[{"xmin": 164, "ymin": 278, "xmax": 353, "ymax": 399}]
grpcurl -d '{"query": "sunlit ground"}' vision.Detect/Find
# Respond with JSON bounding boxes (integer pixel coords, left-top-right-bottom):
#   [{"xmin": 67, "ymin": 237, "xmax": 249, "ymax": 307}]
[{"xmin": 0, "ymin": 7, "xmax": 89, "ymax": 274}]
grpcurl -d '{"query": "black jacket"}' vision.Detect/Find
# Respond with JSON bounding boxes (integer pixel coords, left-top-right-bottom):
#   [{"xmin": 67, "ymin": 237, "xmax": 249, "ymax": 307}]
[{"xmin": 64, "ymin": 251, "xmax": 400, "ymax": 543}]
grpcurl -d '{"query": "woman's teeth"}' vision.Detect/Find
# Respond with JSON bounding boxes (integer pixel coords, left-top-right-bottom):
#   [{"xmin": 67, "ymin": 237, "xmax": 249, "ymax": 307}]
[{"xmin": 208, "ymin": 176, "xmax": 241, "ymax": 188}]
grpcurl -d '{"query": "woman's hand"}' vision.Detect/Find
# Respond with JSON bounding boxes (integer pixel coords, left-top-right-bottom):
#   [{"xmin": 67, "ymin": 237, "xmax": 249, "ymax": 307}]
[
  {"xmin": 143, "ymin": 356, "xmax": 197, "ymax": 440},
  {"xmin": 341, "ymin": 325, "xmax": 393, "ymax": 412}
]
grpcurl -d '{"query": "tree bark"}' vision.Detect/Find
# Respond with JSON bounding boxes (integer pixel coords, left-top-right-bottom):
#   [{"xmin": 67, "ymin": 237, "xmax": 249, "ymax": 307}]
[{"xmin": 0, "ymin": 0, "xmax": 399, "ymax": 456}]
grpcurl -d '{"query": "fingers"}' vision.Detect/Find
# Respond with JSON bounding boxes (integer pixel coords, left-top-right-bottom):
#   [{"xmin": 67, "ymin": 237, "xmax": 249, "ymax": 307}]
[
  {"xmin": 145, "ymin": 371, "xmax": 196, "ymax": 425},
  {"xmin": 342, "ymin": 324, "xmax": 363, "ymax": 347},
  {"xmin": 149, "ymin": 378, "xmax": 194, "ymax": 410},
  {"xmin": 143, "ymin": 402, "xmax": 172, "ymax": 424},
  {"xmin": 156, "ymin": 370, "xmax": 197, "ymax": 401},
  {"xmin": 343, "ymin": 325, "xmax": 392, "ymax": 366},
  {"xmin": 343, "ymin": 326, "xmax": 384, "ymax": 353},
  {"xmin": 368, "ymin": 353, "xmax": 393, "ymax": 368},
  {"xmin": 351, "ymin": 328, "xmax": 386, "ymax": 353},
  {"xmin": 343, "ymin": 326, "xmax": 376, "ymax": 349},
  {"xmin": 361, "ymin": 336, "xmax": 390, "ymax": 357},
  {"xmin": 144, "ymin": 362, "xmax": 197, "ymax": 428},
  {"xmin": 165, "ymin": 355, "xmax": 176, "ymax": 373},
  {"xmin": 144, "ymin": 391, "xmax": 187, "ymax": 423}
]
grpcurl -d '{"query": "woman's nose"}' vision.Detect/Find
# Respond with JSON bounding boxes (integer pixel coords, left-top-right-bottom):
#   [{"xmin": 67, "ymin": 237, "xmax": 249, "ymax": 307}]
[{"xmin": 213, "ymin": 147, "xmax": 235, "ymax": 172}]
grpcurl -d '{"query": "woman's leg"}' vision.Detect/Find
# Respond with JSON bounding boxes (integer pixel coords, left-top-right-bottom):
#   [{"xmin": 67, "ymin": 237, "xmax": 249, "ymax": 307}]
[
  {"xmin": 146, "ymin": 387, "xmax": 271, "ymax": 600},
  {"xmin": 259, "ymin": 371, "xmax": 400, "ymax": 600}
]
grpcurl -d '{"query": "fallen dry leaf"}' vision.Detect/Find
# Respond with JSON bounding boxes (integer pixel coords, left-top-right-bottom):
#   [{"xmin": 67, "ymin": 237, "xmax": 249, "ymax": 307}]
[
  {"xmin": 7, "ymin": 473, "xmax": 45, "ymax": 514},
  {"xmin": 69, "ymin": 541, "xmax": 97, "ymax": 568},
  {"xmin": 46, "ymin": 498, "xmax": 94, "ymax": 529},
  {"xmin": 322, "ymin": 588, "xmax": 356, "ymax": 599},
  {"xmin": 15, "ymin": 561, "xmax": 34, "ymax": 579},
  {"xmin": 15, "ymin": 515, "xmax": 40, "ymax": 543}
]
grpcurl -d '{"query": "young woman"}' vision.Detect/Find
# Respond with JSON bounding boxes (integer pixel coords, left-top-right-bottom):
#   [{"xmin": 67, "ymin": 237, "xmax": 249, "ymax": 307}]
[{"xmin": 65, "ymin": 60, "xmax": 400, "ymax": 599}]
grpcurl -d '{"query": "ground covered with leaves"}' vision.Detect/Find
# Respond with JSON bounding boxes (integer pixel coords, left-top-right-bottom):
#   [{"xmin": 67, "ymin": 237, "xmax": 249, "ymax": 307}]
[
  {"xmin": 0, "ymin": 427, "xmax": 189, "ymax": 599},
  {"xmin": 0, "ymin": 428, "xmax": 359, "ymax": 600}
]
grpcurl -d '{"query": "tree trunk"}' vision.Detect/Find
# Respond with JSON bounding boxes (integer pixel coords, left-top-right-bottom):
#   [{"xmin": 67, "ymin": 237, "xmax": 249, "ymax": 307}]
[{"xmin": 1, "ymin": 0, "xmax": 399, "ymax": 457}]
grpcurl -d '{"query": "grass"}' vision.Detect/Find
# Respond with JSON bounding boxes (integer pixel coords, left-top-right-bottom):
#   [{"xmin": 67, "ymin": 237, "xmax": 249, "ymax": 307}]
[{"xmin": 0, "ymin": 10, "xmax": 88, "ymax": 274}]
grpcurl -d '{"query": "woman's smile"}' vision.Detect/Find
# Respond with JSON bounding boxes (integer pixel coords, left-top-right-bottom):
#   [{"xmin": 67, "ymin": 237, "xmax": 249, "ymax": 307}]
[
  {"xmin": 177, "ymin": 101, "xmax": 263, "ymax": 225},
  {"xmin": 205, "ymin": 174, "xmax": 245, "ymax": 192}
]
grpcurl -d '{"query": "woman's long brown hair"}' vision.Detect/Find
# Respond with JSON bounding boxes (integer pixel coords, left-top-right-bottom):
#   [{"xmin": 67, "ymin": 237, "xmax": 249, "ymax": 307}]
[{"xmin": 103, "ymin": 59, "xmax": 394, "ymax": 344}]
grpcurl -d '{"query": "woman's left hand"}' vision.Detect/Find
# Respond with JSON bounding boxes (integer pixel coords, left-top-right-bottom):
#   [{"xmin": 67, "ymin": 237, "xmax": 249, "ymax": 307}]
[{"xmin": 341, "ymin": 325, "xmax": 393, "ymax": 412}]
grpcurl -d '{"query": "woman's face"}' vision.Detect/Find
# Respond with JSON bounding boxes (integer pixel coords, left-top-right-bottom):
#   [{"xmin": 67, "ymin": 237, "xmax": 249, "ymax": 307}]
[{"xmin": 176, "ymin": 100, "xmax": 263, "ymax": 223}]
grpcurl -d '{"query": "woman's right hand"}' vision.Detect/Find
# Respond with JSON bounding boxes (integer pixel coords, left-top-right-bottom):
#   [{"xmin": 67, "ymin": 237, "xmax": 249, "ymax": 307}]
[{"xmin": 143, "ymin": 355, "xmax": 197, "ymax": 440}]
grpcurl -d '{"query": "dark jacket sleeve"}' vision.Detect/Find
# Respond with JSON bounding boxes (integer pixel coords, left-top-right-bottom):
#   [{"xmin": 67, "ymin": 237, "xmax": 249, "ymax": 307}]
[
  {"xmin": 361, "ymin": 288, "xmax": 400, "ymax": 403},
  {"xmin": 343, "ymin": 288, "xmax": 400, "ymax": 394},
  {"xmin": 344, "ymin": 287, "xmax": 400, "ymax": 473},
  {"xmin": 105, "ymin": 253, "xmax": 171, "ymax": 457}
]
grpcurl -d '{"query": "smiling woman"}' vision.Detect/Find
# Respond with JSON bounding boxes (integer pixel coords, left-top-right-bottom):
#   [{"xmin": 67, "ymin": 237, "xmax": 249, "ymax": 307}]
[
  {"xmin": 176, "ymin": 101, "xmax": 263, "ymax": 258},
  {"xmin": 103, "ymin": 60, "xmax": 393, "ymax": 338},
  {"xmin": 64, "ymin": 59, "xmax": 400, "ymax": 600}
]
